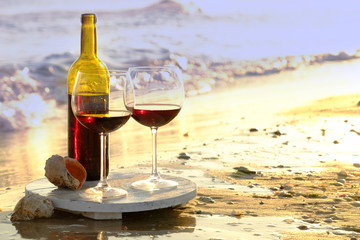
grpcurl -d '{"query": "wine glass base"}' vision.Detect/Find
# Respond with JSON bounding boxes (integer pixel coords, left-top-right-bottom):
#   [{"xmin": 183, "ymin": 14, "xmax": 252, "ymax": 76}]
[
  {"xmin": 79, "ymin": 186, "xmax": 128, "ymax": 202},
  {"xmin": 131, "ymin": 177, "xmax": 178, "ymax": 191}
]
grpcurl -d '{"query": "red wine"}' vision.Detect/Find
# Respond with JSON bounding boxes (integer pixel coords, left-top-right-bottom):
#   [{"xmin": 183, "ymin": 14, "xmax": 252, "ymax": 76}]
[
  {"xmin": 77, "ymin": 110, "xmax": 131, "ymax": 134},
  {"xmin": 132, "ymin": 104, "xmax": 181, "ymax": 127},
  {"xmin": 68, "ymin": 94, "xmax": 109, "ymax": 181}
]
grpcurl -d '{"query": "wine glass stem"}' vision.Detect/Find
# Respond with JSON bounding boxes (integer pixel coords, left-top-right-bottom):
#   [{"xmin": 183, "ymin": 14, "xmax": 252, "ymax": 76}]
[
  {"xmin": 99, "ymin": 133, "xmax": 109, "ymax": 188},
  {"xmin": 151, "ymin": 127, "xmax": 159, "ymax": 179}
]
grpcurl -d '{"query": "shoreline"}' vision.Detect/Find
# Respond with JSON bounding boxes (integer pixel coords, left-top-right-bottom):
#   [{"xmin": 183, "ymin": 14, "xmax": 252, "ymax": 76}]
[{"xmin": 0, "ymin": 61, "xmax": 360, "ymax": 238}]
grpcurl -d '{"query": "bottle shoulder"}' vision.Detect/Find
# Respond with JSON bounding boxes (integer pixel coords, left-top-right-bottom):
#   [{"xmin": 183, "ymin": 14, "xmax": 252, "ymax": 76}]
[
  {"xmin": 67, "ymin": 57, "xmax": 108, "ymax": 93},
  {"xmin": 69, "ymin": 57, "xmax": 107, "ymax": 73}
]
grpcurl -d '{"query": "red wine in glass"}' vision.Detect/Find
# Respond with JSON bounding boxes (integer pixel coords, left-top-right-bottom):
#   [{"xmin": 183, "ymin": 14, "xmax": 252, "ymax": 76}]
[
  {"xmin": 77, "ymin": 110, "xmax": 131, "ymax": 134},
  {"xmin": 132, "ymin": 104, "xmax": 181, "ymax": 128},
  {"xmin": 72, "ymin": 70, "xmax": 131, "ymax": 201},
  {"xmin": 125, "ymin": 66, "xmax": 184, "ymax": 191},
  {"xmin": 68, "ymin": 94, "xmax": 109, "ymax": 180}
]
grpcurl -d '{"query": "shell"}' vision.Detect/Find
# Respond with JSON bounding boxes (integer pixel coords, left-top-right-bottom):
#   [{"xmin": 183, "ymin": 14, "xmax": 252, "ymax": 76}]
[
  {"xmin": 11, "ymin": 193, "xmax": 54, "ymax": 221},
  {"xmin": 44, "ymin": 155, "xmax": 86, "ymax": 190}
]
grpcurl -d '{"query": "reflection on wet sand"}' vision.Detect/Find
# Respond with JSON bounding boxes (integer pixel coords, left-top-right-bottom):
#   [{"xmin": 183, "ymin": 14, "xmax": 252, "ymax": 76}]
[
  {"xmin": 0, "ymin": 119, "xmax": 67, "ymax": 188},
  {"xmin": 12, "ymin": 208, "xmax": 195, "ymax": 239}
]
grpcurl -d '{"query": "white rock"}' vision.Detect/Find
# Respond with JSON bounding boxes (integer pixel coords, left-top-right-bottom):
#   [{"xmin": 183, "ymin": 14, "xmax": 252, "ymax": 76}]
[
  {"xmin": 11, "ymin": 193, "xmax": 54, "ymax": 221},
  {"xmin": 335, "ymin": 182, "xmax": 344, "ymax": 187},
  {"xmin": 337, "ymin": 179, "xmax": 346, "ymax": 184}
]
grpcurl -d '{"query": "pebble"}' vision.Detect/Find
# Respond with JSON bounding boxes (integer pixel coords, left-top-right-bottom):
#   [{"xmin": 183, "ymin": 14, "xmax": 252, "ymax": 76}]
[
  {"xmin": 283, "ymin": 182, "xmax": 294, "ymax": 190},
  {"xmin": 337, "ymin": 178, "xmax": 346, "ymax": 184},
  {"xmin": 231, "ymin": 210, "xmax": 242, "ymax": 216},
  {"xmin": 353, "ymin": 163, "xmax": 360, "ymax": 168},
  {"xmin": 335, "ymin": 182, "xmax": 344, "ymax": 187},
  {"xmin": 199, "ymin": 196, "xmax": 215, "ymax": 203},
  {"xmin": 283, "ymin": 219, "xmax": 294, "ymax": 224},
  {"xmin": 298, "ymin": 225, "xmax": 308, "ymax": 230},
  {"xmin": 324, "ymin": 218, "xmax": 333, "ymax": 223},
  {"xmin": 234, "ymin": 166, "xmax": 256, "ymax": 174},
  {"xmin": 337, "ymin": 170, "xmax": 348, "ymax": 177},
  {"xmin": 273, "ymin": 130, "xmax": 283, "ymax": 137},
  {"xmin": 351, "ymin": 201, "xmax": 360, "ymax": 207},
  {"xmin": 177, "ymin": 152, "xmax": 191, "ymax": 160}
]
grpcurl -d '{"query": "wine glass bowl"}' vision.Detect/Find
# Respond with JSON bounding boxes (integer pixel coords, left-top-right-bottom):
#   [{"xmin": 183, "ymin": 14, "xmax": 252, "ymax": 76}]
[
  {"xmin": 71, "ymin": 70, "xmax": 132, "ymax": 201},
  {"xmin": 125, "ymin": 66, "xmax": 184, "ymax": 191}
]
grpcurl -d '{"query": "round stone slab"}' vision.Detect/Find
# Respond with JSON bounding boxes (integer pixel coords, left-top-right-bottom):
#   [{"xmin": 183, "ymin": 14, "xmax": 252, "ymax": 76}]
[{"xmin": 26, "ymin": 173, "xmax": 197, "ymax": 220}]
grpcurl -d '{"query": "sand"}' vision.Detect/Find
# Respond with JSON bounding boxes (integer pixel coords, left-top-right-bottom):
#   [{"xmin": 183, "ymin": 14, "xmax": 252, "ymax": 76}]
[{"xmin": 1, "ymin": 60, "xmax": 360, "ymax": 239}]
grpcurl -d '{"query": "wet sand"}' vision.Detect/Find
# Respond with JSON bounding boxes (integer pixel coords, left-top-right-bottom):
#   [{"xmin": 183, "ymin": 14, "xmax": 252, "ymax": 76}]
[{"xmin": 1, "ymin": 60, "xmax": 360, "ymax": 239}]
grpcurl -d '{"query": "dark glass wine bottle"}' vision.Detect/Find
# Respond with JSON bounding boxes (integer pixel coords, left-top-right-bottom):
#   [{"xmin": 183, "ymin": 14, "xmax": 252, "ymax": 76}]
[{"xmin": 67, "ymin": 13, "xmax": 109, "ymax": 180}]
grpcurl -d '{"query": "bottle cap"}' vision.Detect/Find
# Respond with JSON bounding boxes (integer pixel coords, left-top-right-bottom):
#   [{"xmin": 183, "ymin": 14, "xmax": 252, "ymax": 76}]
[{"xmin": 81, "ymin": 13, "xmax": 96, "ymax": 24}]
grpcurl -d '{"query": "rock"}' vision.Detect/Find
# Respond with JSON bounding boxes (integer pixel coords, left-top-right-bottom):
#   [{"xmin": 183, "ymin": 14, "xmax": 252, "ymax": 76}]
[
  {"xmin": 324, "ymin": 218, "xmax": 333, "ymax": 223},
  {"xmin": 11, "ymin": 193, "xmax": 54, "ymax": 221},
  {"xmin": 45, "ymin": 155, "xmax": 87, "ymax": 190},
  {"xmin": 335, "ymin": 182, "xmax": 344, "ymax": 187},
  {"xmin": 249, "ymin": 128, "xmax": 258, "ymax": 132},
  {"xmin": 233, "ymin": 166, "xmax": 256, "ymax": 174},
  {"xmin": 177, "ymin": 152, "xmax": 191, "ymax": 160},
  {"xmin": 298, "ymin": 225, "xmax": 308, "ymax": 230},
  {"xmin": 272, "ymin": 130, "xmax": 284, "ymax": 137},
  {"xmin": 199, "ymin": 196, "xmax": 215, "ymax": 203},
  {"xmin": 283, "ymin": 219, "xmax": 294, "ymax": 224},
  {"xmin": 337, "ymin": 170, "xmax": 348, "ymax": 178},
  {"xmin": 353, "ymin": 163, "xmax": 360, "ymax": 168},
  {"xmin": 337, "ymin": 179, "xmax": 346, "ymax": 184},
  {"xmin": 232, "ymin": 166, "xmax": 258, "ymax": 179},
  {"xmin": 231, "ymin": 210, "xmax": 242, "ymax": 216},
  {"xmin": 351, "ymin": 201, "xmax": 360, "ymax": 207},
  {"xmin": 283, "ymin": 182, "xmax": 294, "ymax": 190}
]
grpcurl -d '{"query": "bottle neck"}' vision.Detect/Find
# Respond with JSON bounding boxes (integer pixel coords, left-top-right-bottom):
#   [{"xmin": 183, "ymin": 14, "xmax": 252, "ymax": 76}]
[{"xmin": 80, "ymin": 15, "xmax": 97, "ymax": 58}]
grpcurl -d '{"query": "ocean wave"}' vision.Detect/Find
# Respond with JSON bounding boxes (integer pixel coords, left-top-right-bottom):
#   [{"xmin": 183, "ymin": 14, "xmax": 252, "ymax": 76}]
[
  {"xmin": 0, "ymin": 49, "xmax": 359, "ymax": 132},
  {"xmin": 0, "ymin": 66, "xmax": 64, "ymax": 131}
]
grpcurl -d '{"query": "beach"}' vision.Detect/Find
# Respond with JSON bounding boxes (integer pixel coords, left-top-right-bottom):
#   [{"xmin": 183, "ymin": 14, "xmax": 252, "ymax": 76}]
[
  {"xmin": 0, "ymin": 58, "xmax": 359, "ymax": 239},
  {"xmin": 1, "ymin": 0, "xmax": 360, "ymax": 239}
]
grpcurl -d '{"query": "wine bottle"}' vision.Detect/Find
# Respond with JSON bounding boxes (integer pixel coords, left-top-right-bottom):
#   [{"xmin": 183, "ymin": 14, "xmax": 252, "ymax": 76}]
[{"xmin": 67, "ymin": 13, "xmax": 109, "ymax": 180}]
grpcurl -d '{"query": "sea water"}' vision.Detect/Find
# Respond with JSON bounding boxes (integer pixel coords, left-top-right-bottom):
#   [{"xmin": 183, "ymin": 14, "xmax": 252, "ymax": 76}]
[{"xmin": 1, "ymin": 0, "xmax": 360, "ymax": 131}]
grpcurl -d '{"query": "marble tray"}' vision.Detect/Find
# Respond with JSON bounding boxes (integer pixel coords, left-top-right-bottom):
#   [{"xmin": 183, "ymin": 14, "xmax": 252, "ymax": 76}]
[{"xmin": 25, "ymin": 173, "xmax": 197, "ymax": 220}]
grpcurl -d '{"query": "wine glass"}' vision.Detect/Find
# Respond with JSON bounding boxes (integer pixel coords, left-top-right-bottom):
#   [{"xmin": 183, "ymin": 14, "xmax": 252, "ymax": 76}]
[
  {"xmin": 124, "ymin": 66, "xmax": 184, "ymax": 191},
  {"xmin": 72, "ymin": 70, "xmax": 132, "ymax": 201}
]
